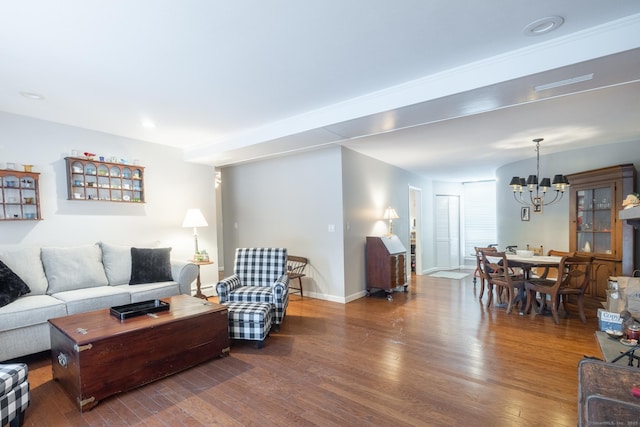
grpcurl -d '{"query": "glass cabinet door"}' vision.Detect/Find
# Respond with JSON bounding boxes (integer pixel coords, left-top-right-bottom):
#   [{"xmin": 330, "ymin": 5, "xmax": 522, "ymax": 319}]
[{"xmin": 575, "ymin": 185, "xmax": 613, "ymax": 254}]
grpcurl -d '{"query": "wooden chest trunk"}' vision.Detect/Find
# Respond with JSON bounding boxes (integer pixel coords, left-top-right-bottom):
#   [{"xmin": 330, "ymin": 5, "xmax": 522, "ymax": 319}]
[{"xmin": 49, "ymin": 295, "xmax": 229, "ymax": 412}]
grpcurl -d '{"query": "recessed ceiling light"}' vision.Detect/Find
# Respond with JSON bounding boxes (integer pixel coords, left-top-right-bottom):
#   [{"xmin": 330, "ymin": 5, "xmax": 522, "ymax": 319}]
[
  {"xmin": 20, "ymin": 91, "xmax": 45, "ymax": 100},
  {"xmin": 141, "ymin": 119, "xmax": 156, "ymax": 129},
  {"xmin": 523, "ymin": 16, "xmax": 564, "ymax": 36}
]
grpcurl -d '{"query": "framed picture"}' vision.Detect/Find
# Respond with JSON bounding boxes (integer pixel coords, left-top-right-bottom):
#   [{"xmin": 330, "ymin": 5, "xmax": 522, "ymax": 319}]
[{"xmin": 521, "ymin": 206, "xmax": 530, "ymax": 221}]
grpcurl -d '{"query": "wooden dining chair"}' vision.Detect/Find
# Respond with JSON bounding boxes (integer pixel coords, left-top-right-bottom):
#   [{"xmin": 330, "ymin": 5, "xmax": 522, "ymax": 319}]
[
  {"xmin": 480, "ymin": 251, "xmax": 525, "ymax": 314},
  {"xmin": 523, "ymin": 255, "xmax": 593, "ymax": 324},
  {"xmin": 534, "ymin": 249, "xmax": 576, "ymax": 280},
  {"xmin": 474, "ymin": 246, "xmax": 498, "ymax": 300}
]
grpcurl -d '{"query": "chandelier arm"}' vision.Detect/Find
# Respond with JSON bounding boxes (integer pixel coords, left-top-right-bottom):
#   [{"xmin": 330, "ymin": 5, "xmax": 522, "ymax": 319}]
[
  {"xmin": 513, "ymin": 191, "xmax": 528, "ymax": 205},
  {"xmin": 541, "ymin": 190, "xmax": 563, "ymax": 206}
]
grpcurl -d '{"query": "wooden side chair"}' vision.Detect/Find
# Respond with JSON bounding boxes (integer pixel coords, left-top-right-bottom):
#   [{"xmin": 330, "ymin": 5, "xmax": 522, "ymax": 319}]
[
  {"xmin": 474, "ymin": 246, "xmax": 498, "ymax": 300},
  {"xmin": 535, "ymin": 249, "xmax": 576, "ymax": 280},
  {"xmin": 481, "ymin": 250, "xmax": 525, "ymax": 314},
  {"xmin": 286, "ymin": 255, "xmax": 308, "ymax": 297},
  {"xmin": 524, "ymin": 255, "xmax": 593, "ymax": 324}
]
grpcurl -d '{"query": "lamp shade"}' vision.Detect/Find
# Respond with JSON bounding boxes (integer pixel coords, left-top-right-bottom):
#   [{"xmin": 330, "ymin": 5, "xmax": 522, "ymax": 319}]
[
  {"xmin": 182, "ymin": 208, "xmax": 208, "ymax": 228},
  {"xmin": 383, "ymin": 207, "xmax": 399, "ymax": 220}
]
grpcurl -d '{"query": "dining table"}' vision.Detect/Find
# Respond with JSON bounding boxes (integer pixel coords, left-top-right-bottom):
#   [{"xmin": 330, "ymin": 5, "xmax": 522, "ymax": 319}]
[{"xmin": 505, "ymin": 254, "xmax": 563, "ymax": 314}]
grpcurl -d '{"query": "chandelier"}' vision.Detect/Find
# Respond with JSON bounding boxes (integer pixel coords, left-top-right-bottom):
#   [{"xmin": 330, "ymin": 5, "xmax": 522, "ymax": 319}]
[{"xmin": 509, "ymin": 138, "xmax": 570, "ymax": 212}]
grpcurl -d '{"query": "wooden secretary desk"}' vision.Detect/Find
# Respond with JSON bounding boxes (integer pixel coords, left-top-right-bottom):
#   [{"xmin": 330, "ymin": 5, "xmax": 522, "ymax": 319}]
[
  {"xmin": 365, "ymin": 235, "xmax": 408, "ymax": 300},
  {"xmin": 568, "ymin": 164, "xmax": 636, "ymax": 300}
]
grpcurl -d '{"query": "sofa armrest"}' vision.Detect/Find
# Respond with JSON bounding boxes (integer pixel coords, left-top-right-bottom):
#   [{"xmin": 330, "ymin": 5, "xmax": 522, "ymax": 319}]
[
  {"xmin": 171, "ymin": 260, "xmax": 199, "ymax": 295},
  {"xmin": 216, "ymin": 274, "xmax": 241, "ymax": 303}
]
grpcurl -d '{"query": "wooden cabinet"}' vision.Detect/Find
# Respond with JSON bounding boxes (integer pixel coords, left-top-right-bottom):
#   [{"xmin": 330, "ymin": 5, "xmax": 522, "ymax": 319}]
[
  {"xmin": 366, "ymin": 235, "xmax": 408, "ymax": 300},
  {"xmin": 65, "ymin": 157, "xmax": 145, "ymax": 203},
  {"xmin": 568, "ymin": 164, "xmax": 636, "ymax": 299},
  {"xmin": 0, "ymin": 169, "xmax": 41, "ymax": 221}
]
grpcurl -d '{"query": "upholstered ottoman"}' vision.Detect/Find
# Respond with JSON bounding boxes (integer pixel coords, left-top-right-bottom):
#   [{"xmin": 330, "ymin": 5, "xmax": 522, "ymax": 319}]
[
  {"xmin": 222, "ymin": 302, "xmax": 273, "ymax": 348},
  {"xmin": 0, "ymin": 363, "xmax": 30, "ymax": 427}
]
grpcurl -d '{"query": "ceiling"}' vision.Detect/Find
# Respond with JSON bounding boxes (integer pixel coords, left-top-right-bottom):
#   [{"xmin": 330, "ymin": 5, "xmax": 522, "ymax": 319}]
[{"xmin": 1, "ymin": 1, "xmax": 640, "ymax": 182}]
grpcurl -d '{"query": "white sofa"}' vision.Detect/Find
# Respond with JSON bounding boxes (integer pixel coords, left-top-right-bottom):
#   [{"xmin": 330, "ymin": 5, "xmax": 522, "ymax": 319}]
[{"xmin": 0, "ymin": 242, "xmax": 198, "ymax": 362}]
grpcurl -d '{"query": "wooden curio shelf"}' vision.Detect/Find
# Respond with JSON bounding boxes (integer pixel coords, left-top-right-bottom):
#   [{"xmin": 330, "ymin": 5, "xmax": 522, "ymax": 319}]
[{"xmin": 65, "ymin": 157, "xmax": 145, "ymax": 203}]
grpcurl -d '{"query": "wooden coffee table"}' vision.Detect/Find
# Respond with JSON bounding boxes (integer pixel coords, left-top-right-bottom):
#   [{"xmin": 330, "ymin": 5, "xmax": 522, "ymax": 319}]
[{"xmin": 49, "ymin": 294, "xmax": 229, "ymax": 412}]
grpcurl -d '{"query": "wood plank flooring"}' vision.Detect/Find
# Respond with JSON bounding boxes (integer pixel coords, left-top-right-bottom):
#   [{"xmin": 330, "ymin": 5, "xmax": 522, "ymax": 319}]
[{"xmin": 17, "ymin": 271, "xmax": 603, "ymax": 426}]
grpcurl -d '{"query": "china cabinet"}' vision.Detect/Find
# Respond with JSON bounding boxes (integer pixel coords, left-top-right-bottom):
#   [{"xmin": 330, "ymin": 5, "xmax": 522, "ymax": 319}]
[
  {"xmin": 0, "ymin": 169, "xmax": 41, "ymax": 221},
  {"xmin": 65, "ymin": 157, "xmax": 145, "ymax": 203},
  {"xmin": 568, "ymin": 164, "xmax": 636, "ymax": 299}
]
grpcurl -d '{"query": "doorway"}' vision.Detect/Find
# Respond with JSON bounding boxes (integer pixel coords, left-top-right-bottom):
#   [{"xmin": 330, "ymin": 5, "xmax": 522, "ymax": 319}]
[{"xmin": 435, "ymin": 195, "xmax": 460, "ymax": 269}]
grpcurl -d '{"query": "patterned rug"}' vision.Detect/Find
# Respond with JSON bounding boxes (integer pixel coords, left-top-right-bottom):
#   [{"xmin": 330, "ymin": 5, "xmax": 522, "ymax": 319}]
[{"xmin": 427, "ymin": 271, "xmax": 470, "ymax": 280}]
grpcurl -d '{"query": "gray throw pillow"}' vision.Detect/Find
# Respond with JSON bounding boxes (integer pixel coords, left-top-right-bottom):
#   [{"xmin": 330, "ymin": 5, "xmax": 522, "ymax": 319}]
[
  {"xmin": 42, "ymin": 245, "xmax": 109, "ymax": 294},
  {"xmin": 129, "ymin": 247, "xmax": 173, "ymax": 285}
]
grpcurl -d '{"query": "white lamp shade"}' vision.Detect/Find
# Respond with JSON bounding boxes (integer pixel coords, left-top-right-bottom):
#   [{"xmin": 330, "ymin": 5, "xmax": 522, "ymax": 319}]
[
  {"xmin": 182, "ymin": 208, "xmax": 208, "ymax": 228},
  {"xmin": 383, "ymin": 207, "xmax": 399, "ymax": 220}
]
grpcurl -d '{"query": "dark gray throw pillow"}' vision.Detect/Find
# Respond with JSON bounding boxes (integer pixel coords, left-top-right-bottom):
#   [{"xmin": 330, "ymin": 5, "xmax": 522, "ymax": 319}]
[
  {"xmin": 129, "ymin": 247, "xmax": 173, "ymax": 285},
  {"xmin": 0, "ymin": 259, "xmax": 31, "ymax": 307}
]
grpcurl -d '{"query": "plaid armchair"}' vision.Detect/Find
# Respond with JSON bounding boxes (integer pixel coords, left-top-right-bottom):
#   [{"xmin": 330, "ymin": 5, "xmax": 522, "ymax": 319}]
[{"xmin": 216, "ymin": 248, "xmax": 289, "ymax": 330}]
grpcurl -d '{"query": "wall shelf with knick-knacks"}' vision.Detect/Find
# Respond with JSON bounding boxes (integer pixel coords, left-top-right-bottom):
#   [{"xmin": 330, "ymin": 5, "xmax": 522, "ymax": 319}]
[
  {"xmin": 65, "ymin": 157, "xmax": 145, "ymax": 203},
  {"xmin": 0, "ymin": 169, "xmax": 42, "ymax": 221}
]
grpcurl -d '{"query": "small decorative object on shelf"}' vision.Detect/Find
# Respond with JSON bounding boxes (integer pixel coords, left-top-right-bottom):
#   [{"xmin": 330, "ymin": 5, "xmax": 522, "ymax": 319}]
[
  {"xmin": 622, "ymin": 193, "xmax": 640, "ymax": 209},
  {"xmin": 1, "ymin": 167, "xmax": 42, "ymax": 221},
  {"xmin": 65, "ymin": 157, "xmax": 145, "ymax": 203}
]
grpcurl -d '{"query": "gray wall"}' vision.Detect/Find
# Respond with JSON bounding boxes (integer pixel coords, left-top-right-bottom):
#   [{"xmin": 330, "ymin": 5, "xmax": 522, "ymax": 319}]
[
  {"xmin": 0, "ymin": 111, "xmax": 219, "ymax": 288},
  {"xmin": 220, "ymin": 146, "xmax": 346, "ymax": 301},
  {"xmin": 496, "ymin": 139, "xmax": 640, "ymax": 267},
  {"xmin": 220, "ymin": 146, "xmax": 430, "ymax": 302}
]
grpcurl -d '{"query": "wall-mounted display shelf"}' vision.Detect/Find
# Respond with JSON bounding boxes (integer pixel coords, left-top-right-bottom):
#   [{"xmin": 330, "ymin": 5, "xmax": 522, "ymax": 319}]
[
  {"xmin": 0, "ymin": 169, "xmax": 41, "ymax": 221},
  {"xmin": 65, "ymin": 157, "xmax": 145, "ymax": 203}
]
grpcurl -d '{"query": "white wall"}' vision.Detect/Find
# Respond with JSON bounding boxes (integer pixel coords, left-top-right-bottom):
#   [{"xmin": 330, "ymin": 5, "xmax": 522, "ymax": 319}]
[
  {"xmin": 0, "ymin": 112, "xmax": 219, "ymax": 289},
  {"xmin": 496, "ymin": 139, "xmax": 640, "ymax": 266},
  {"xmin": 220, "ymin": 146, "xmax": 346, "ymax": 301},
  {"xmin": 219, "ymin": 146, "xmax": 431, "ymax": 302}
]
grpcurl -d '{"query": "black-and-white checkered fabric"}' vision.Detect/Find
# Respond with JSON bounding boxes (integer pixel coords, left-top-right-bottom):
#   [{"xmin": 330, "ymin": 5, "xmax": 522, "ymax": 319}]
[
  {"xmin": 0, "ymin": 363, "xmax": 30, "ymax": 427},
  {"xmin": 234, "ymin": 248, "xmax": 287, "ymax": 286},
  {"xmin": 216, "ymin": 248, "xmax": 289, "ymax": 327},
  {"xmin": 223, "ymin": 302, "xmax": 272, "ymax": 344}
]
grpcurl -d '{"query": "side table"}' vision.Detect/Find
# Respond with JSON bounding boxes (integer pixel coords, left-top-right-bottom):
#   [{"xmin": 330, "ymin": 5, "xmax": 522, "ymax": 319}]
[{"xmin": 192, "ymin": 260, "xmax": 214, "ymax": 299}]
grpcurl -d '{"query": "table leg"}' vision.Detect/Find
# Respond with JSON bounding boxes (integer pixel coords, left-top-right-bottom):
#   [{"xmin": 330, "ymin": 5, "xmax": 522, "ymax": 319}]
[{"xmin": 194, "ymin": 265, "xmax": 207, "ymax": 299}]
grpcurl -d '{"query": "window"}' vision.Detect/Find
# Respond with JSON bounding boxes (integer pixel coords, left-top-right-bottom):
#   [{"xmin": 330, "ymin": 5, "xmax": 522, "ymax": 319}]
[{"xmin": 463, "ymin": 181, "xmax": 497, "ymax": 258}]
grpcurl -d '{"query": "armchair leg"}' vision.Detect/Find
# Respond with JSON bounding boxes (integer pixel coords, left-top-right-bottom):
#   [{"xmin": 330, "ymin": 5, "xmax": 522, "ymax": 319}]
[{"xmin": 10, "ymin": 410, "xmax": 25, "ymax": 427}]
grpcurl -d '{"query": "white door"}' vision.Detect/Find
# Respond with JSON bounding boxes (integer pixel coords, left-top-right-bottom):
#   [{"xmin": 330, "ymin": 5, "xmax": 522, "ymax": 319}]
[{"xmin": 435, "ymin": 195, "xmax": 460, "ymax": 269}]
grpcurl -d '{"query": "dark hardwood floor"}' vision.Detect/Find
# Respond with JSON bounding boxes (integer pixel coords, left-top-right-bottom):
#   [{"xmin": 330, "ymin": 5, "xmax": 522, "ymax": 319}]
[{"xmin": 18, "ymin": 271, "xmax": 603, "ymax": 426}]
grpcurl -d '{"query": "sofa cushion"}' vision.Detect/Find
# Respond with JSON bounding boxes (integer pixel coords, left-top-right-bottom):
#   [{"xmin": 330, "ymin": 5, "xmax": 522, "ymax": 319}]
[
  {"xmin": 0, "ymin": 260, "xmax": 31, "ymax": 308},
  {"xmin": 115, "ymin": 281, "xmax": 180, "ymax": 303},
  {"xmin": 130, "ymin": 247, "xmax": 173, "ymax": 285},
  {"xmin": 0, "ymin": 247, "xmax": 48, "ymax": 295},
  {"xmin": 99, "ymin": 242, "xmax": 132, "ymax": 285},
  {"xmin": 0, "ymin": 294, "xmax": 67, "ymax": 331},
  {"xmin": 51, "ymin": 286, "xmax": 130, "ymax": 315},
  {"xmin": 42, "ymin": 244, "xmax": 109, "ymax": 294}
]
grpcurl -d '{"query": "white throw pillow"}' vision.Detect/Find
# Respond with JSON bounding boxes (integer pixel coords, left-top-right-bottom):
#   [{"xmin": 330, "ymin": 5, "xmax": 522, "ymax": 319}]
[
  {"xmin": 41, "ymin": 245, "xmax": 109, "ymax": 294},
  {"xmin": 0, "ymin": 247, "xmax": 49, "ymax": 295}
]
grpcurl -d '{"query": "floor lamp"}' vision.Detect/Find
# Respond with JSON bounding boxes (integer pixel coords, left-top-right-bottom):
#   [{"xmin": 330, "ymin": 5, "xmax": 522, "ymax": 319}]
[{"xmin": 182, "ymin": 208, "xmax": 208, "ymax": 259}]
